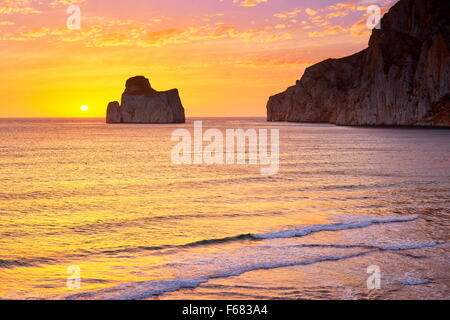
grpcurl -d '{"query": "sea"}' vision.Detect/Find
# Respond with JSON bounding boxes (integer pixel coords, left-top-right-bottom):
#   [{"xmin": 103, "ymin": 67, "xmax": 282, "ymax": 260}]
[{"xmin": 0, "ymin": 118, "xmax": 449, "ymax": 300}]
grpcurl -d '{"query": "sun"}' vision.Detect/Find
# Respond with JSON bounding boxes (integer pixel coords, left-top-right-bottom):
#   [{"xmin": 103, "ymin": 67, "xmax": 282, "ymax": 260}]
[{"xmin": 81, "ymin": 105, "xmax": 89, "ymax": 111}]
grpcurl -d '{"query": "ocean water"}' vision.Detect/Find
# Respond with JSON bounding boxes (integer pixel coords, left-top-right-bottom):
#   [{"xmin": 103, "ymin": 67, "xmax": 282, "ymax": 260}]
[{"xmin": 0, "ymin": 118, "xmax": 449, "ymax": 300}]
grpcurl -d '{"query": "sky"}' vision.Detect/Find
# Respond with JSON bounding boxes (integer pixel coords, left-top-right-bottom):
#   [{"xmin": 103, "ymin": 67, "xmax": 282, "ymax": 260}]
[{"xmin": 0, "ymin": 0, "xmax": 395, "ymax": 117}]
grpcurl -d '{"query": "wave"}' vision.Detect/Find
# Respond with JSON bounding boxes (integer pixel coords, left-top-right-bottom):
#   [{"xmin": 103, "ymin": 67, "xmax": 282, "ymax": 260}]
[
  {"xmin": 378, "ymin": 242, "xmax": 437, "ymax": 251},
  {"xmin": 3, "ymin": 215, "xmax": 423, "ymax": 270},
  {"xmin": 0, "ymin": 257, "xmax": 55, "ymax": 269},
  {"xmin": 179, "ymin": 215, "xmax": 421, "ymax": 247},
  {"xmin": 402, "ymin": 279, "xmax": 430, "ymax": 286},
  {"xmin": 64, "ymin": 240, "xmax": 441, "ymax": 300},
  {"xmin": 65, "ymin": 251, "xmax": 370, "ymax": 300},
  {"xmin": 73, "ymin": 214, "xmax": 422, "ymax": 257},
  {"xmin": 287, "ymin": 241, "xmax": 441, "ymax": 251},
  {"xmin": 252, "ymin": 215, "xmax": 420, "ymax": 240},
  {"xmin": 0, "ymin": 259, "xmax": 34, "ymax": 268}
]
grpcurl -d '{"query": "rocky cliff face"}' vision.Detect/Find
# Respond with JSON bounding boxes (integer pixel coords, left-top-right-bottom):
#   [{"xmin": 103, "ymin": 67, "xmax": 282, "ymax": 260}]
[
  {"xmin": 267, "ymin": 0, "xmax": 449, "ymax": 127},
  {"xmin": 107, "ymin": 76, "xmax": 185, "ymax": 124}
]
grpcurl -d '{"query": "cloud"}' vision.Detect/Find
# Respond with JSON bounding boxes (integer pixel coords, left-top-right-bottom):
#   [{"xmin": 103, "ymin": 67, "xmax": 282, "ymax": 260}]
[
  {"xmin": 1, "ymin": 0, "xmax": 397, "ymax": 48},
  {"xmin": 233, "ymin": 0, "xmax": 268, "ymax": 7},
  {"xmin": 0, "ymin": 0, "xmax": 42, "ymax": 15},
  {"xmin": 50, "ymin": 0, "xmax": 88, "ymax": 7},
  {"xmin": 308, "ymin": 25, "xmax": 347, "ymax": 38},
  {"xmin": 2, "ymin": 6, "xmax": 298, "ymax": 47},
  {"xmin": 328, "ymin": 1, "xmax": 357, "ymax": 11},
  {"xmin": 274, "ymin": 8, "xmax": 301, "ymax": 19},
  {"xmin": 21, "ymin": 26, "xmax": 49, "ymax": 37},
  {"xmin": 350, "ymin": 6, "xmax": 389, "ymax": 37},
  {"xmin": 326, "ymin": 10, "xmax": 350, "ymax": 18},
  {"xmin": 303, "ymin": 1, "xmax": 391, "ymax": 38},
  {"xmin": 350, "ymin": 15, "xmax": 370, "ymax": 37},
  {"xmin": 305, "ymin": 8, "xmax": 319, "ymax": 16}
]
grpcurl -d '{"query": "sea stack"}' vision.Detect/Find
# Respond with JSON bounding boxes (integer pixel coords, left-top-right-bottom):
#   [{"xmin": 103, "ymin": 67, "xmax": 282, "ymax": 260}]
[
  {"xmin": 266, "ymin": 0, "xmax": 449, "ymax": 127},
  {"xmin": 106, "ymin": 76, "xmax": 186, "ymax": 123}
]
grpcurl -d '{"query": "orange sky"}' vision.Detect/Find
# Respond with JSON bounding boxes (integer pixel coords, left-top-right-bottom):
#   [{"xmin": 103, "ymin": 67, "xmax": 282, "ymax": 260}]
[{"xmin": 0, "ymin": 0, "xmax": 395, "ymax": 117}]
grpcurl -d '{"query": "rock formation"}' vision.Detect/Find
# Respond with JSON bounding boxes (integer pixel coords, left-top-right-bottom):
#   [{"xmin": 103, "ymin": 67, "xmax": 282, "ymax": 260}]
[
  {"xmin": 107, "ymin": 76, "xmax": 185, "ymax": 123},
  {"xmin": 267, "ymin": 0, "xmax": 449, "ymax": 127}
]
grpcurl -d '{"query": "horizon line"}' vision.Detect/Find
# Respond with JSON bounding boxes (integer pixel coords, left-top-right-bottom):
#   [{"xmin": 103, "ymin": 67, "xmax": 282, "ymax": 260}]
[{"xmin": 0, "ymin": 116, "xmax": 268, "ymax": 119}]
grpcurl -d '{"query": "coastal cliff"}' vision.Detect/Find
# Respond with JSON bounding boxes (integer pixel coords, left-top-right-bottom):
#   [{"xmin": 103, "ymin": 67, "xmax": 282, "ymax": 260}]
[
  {"xmin": 267, "ymin": 0, "xmax": 449, "ymax": 127},
  {"xmin": 107, "ymin": 76, "xmax": 185, "ymax": 124}
]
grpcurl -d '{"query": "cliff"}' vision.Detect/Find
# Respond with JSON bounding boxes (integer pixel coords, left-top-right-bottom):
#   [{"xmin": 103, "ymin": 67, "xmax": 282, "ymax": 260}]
[
  {"xmin": 107, "ymin": 76, "xmax": 185, "ymax": 124},
  {"xmin": 267, "ymin": 0, "xmax": 449, "ymax": 127}
]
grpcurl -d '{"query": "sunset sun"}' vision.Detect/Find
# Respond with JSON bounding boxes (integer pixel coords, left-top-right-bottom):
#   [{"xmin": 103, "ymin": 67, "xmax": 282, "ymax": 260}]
[{"xmin": 81, "ymin": 105, "xmax": 88, "ymax": 111}]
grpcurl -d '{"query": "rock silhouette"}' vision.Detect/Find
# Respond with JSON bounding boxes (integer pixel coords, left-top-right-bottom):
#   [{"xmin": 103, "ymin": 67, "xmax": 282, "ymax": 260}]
[
  {"xmin": 267, "ymin": 0, "xmax": 449, "ymax": 127},
  {"xmin": 107, "ymin": 76, "xmax": 185, "ymax": 124}
]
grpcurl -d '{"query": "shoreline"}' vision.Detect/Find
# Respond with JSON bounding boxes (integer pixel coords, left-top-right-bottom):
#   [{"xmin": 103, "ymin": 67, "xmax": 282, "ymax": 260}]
[{"xmin": 267, "ymin": 120, "xmax": 450, "ymax": 130}]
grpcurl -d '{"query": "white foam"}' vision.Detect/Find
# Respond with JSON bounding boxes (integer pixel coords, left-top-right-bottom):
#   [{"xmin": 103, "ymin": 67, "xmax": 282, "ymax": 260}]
[
  {"xmin": 402, "ymin": 279, "xmax": 430, "ymax": 286},
  {"xmin": 66, "ymin": 277, "xmax": 208, "ymax": 300},
  {"xmin": 63, "ymin": 215, "xmax": 432, "ymax": 300},
  {"xmin": 379, "ymin": 241, "xmax": 437, "ymax": 251},
  {"xmin": 65, "ymin": 251, "xmax": 369, "ymax": 300},
  {"xmin": 253, "ymin": 215, "xmax": 420, "ymax": 240}
]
